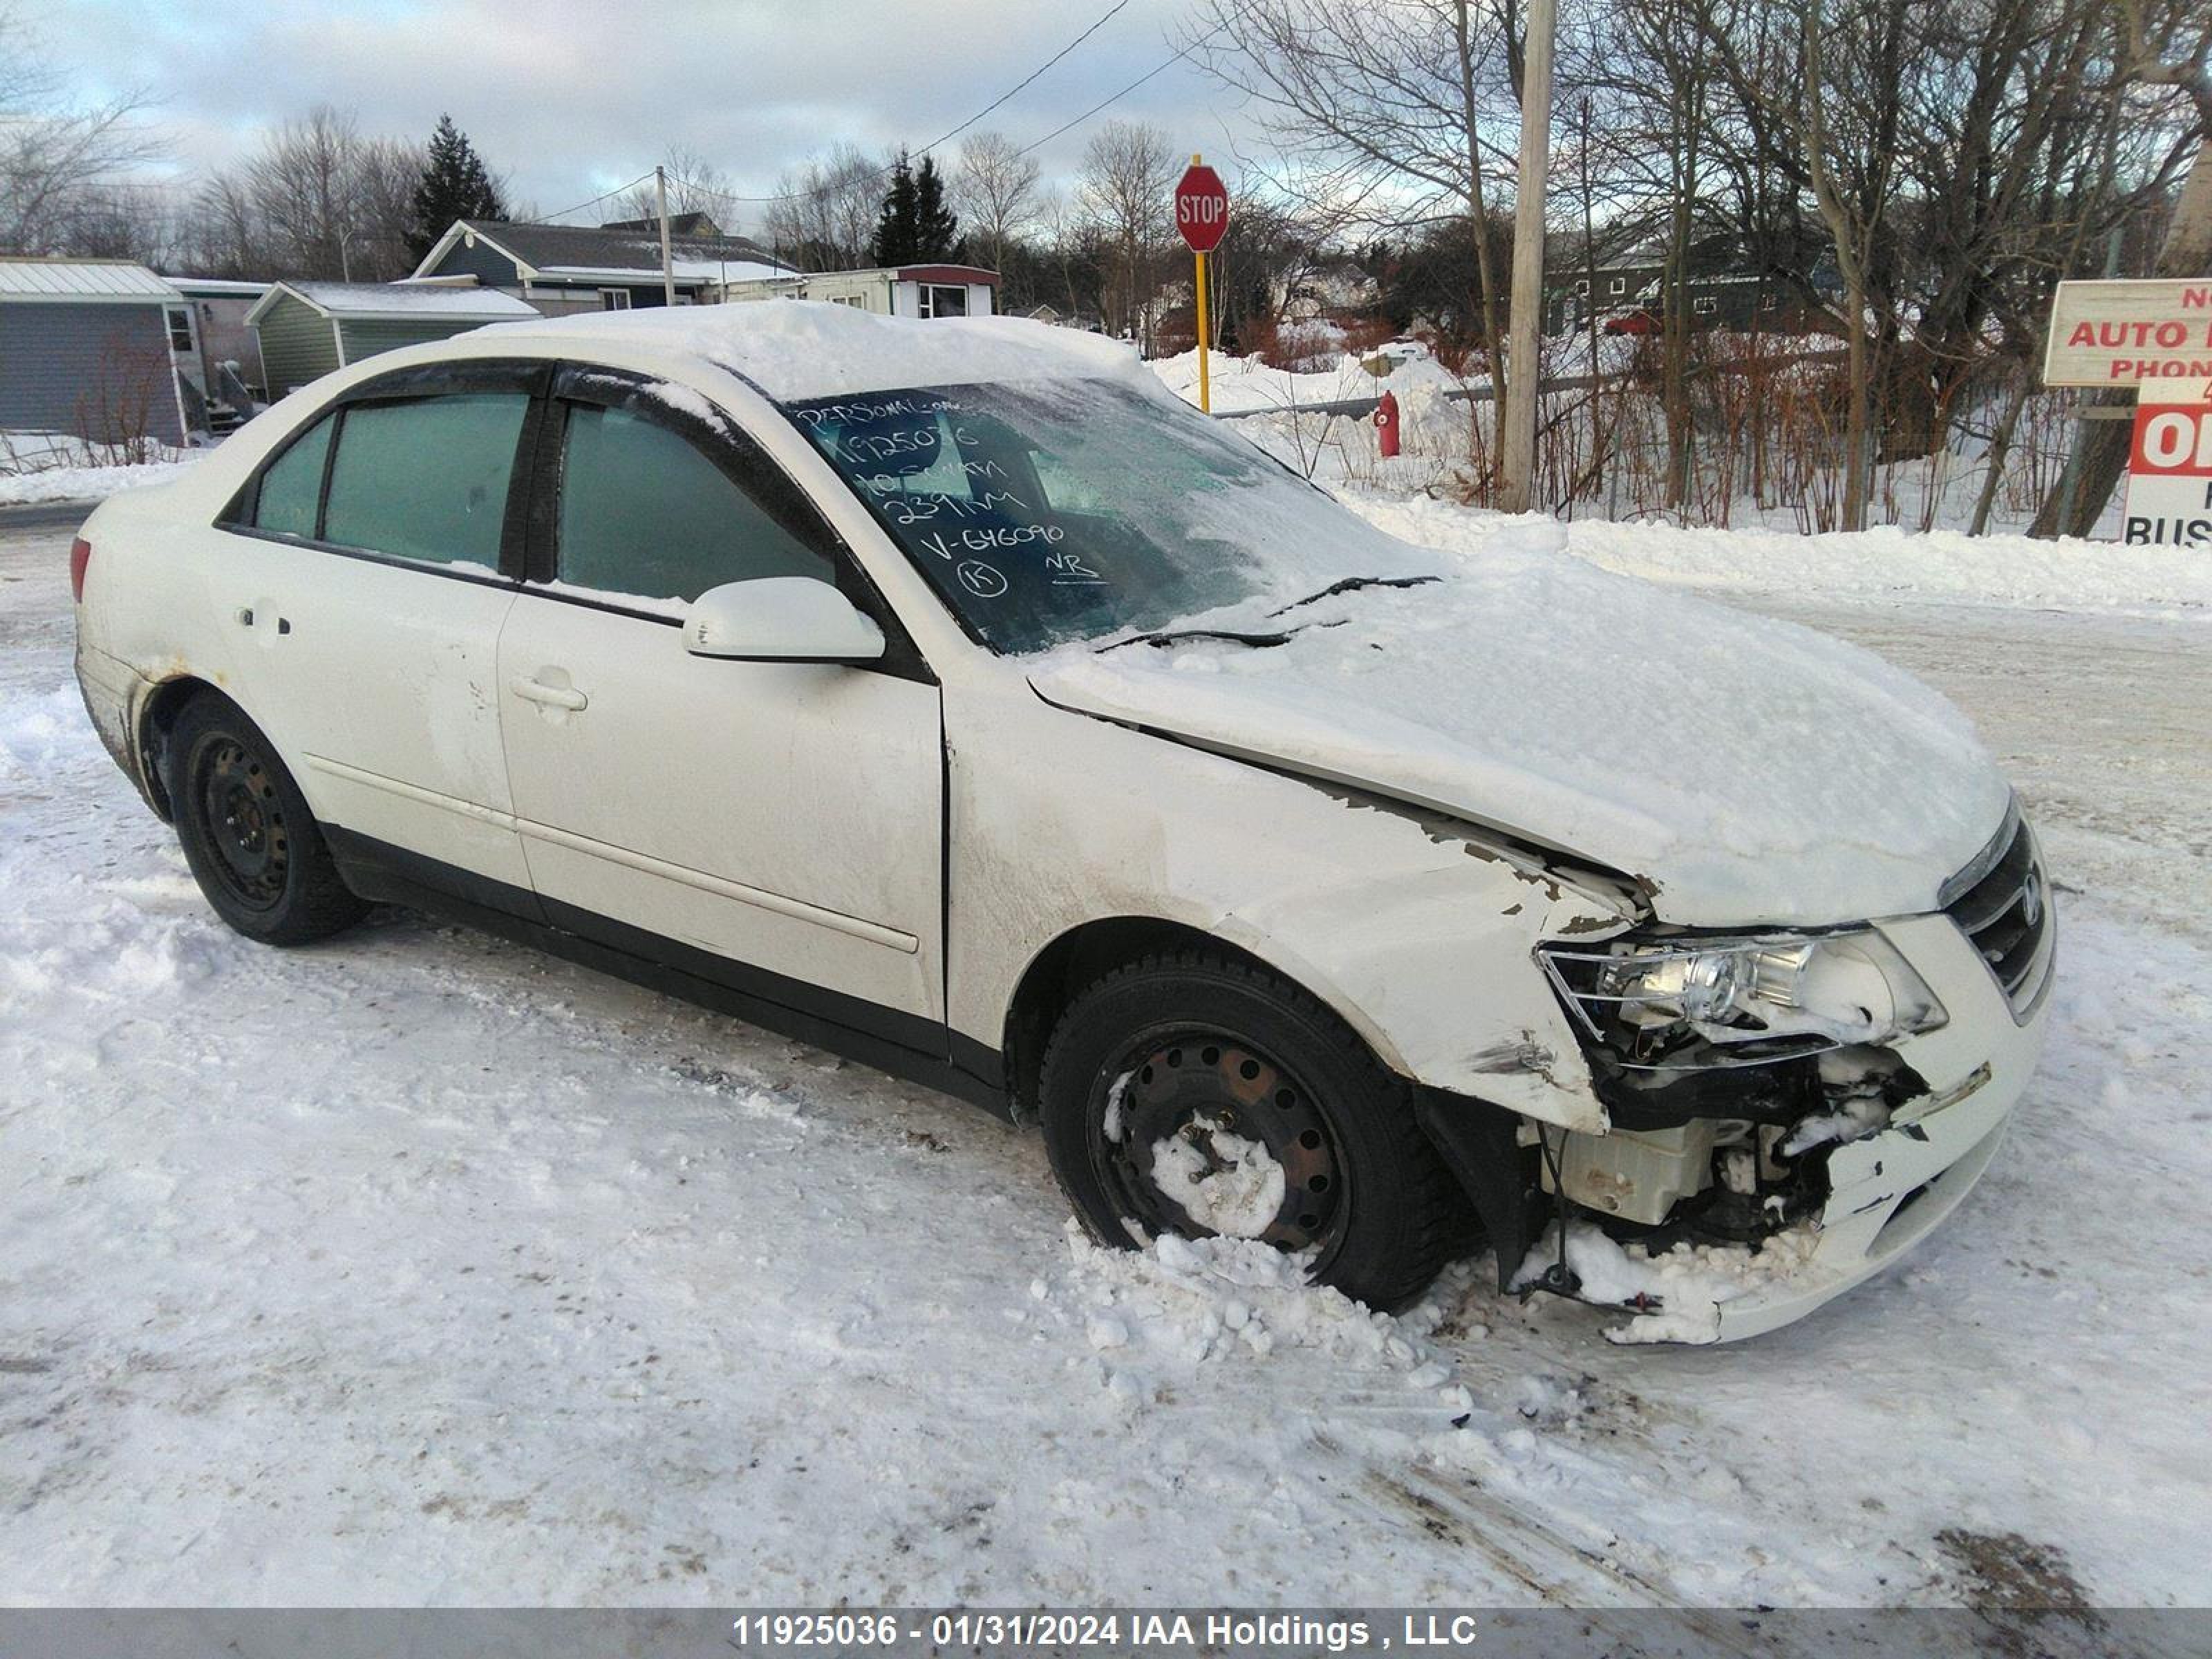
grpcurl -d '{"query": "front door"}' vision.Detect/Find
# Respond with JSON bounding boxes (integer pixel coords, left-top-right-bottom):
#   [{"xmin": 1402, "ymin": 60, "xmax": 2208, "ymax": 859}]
[{"xmin": 495, "ymin": 368, "xmax": 945, "ymax": 1049}]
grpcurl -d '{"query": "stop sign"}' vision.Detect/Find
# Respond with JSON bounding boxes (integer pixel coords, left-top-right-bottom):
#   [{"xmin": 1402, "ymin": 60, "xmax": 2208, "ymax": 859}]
[{"xmin": 1174, "ymin": 162, "xmax": 1229, "ymax": 254}]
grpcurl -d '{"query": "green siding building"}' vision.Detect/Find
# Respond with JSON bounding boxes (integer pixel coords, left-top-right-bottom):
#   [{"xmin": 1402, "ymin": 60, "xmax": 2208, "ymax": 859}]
[{"xmin": 247, "ymin": 281, "xmax": 538, "ymax": 397}]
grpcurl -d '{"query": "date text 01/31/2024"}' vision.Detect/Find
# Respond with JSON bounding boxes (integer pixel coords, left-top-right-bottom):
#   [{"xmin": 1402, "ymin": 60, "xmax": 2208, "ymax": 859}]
[{"xmin": 727, "ymin": 1612, "xmax": 1490, "ymax": 1650}]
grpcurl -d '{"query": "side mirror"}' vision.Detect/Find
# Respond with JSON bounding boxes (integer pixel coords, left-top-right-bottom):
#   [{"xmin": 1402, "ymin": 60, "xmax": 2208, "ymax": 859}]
[{"xmin": 682, "ymin": 577, "xmax": 885, "ymax": 664}]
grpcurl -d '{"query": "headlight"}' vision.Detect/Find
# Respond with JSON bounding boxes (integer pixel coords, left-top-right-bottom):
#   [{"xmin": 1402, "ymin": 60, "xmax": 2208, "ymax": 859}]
[{"xmin": 1539, "ymin": 931, "xmax": 1947, "ymax": 1070}]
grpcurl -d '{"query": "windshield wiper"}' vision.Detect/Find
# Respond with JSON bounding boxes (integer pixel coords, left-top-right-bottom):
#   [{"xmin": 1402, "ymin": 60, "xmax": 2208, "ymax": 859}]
[
  {"xmin": 1096, "ymin": 626, "xmax": 1297, "ymax": 654},
  {"xmin": 1269, "ymin": 574, "xmax": 1439, "ymax": 616}
]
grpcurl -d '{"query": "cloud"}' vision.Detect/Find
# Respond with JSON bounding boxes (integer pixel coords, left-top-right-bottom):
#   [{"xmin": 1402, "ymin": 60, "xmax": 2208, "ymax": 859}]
[{"xmin": 40, "ymin": 0, "xmax": 1259, "ymax": 227}]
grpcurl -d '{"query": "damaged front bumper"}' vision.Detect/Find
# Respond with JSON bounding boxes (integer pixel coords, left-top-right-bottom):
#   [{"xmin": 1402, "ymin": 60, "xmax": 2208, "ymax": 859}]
[{"xmin": 1579, "ymin": 904, "xmax": 2052, "ymax": 1343}]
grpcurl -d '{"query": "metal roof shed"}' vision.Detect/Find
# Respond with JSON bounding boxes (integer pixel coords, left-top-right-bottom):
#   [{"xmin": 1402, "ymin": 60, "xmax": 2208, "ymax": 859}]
[
  {"xmin": 0, "ymin": 256, "xmax": 189, "ymax": 449},
  {"xmin": 246, "ymin": 281, "xmax": 539, "ymax": 397}
]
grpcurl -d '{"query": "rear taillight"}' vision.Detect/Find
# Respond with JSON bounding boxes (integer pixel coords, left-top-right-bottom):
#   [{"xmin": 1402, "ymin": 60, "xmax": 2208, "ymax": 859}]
[{"xmin": 69, "ymin": 537, "xmax": 92, "ymax": 604}]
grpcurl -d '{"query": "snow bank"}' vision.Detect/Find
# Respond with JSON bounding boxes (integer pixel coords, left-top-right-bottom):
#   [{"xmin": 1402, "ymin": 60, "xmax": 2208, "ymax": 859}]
[
  {"xmin": 1, "ymin": 432, "xmax": 199, "ymax": 507},
  {"xmin": 0, "ymin": 459, "xmax": 199, "ymax": 507},
  {"xmin": 1351, "ymin": 494, "xmax": 2212, "ymax": 619},
  {"xmin": 1150, "ymin": 344, "xmax": 1468, "ymax": 413},
  {"xmin": 1049, "ymin": 1226, "xmax": 1474, "ymax": 1413}
]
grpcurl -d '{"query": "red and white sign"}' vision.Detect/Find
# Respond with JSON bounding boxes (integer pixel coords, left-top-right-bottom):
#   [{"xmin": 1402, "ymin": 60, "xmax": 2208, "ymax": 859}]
[
  {"xmin": 1174, "ymin": 163, "xmax": 1229, "ymax": 254},
  {"xmin": 2123, "ymin": 403, "xmax": 2212, "ymax": 548},
  {"xmin": 2045, "ymin": 279, "xmax": 2212, "ymax": 392}
]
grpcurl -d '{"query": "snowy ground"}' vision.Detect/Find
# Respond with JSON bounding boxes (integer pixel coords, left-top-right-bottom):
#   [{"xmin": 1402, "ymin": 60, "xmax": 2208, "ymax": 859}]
[
  {"xmin": 0, "ymin": 433, "xmax": 198, "ymax": 507},
  {"xmin": 3, "ymin": 500, "xmax": 2210, "ymax": 1610}
]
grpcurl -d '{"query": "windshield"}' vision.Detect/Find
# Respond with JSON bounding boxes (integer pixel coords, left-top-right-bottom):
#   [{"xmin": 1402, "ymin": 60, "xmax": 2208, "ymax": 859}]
[{"xmin": 782, "ymin": 377, "xmax": 1438, "ymax": 654}]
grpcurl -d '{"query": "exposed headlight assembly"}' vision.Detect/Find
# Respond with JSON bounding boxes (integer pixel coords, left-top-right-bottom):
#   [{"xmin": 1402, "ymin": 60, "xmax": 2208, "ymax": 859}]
[{"xmin": 1539, "ymin": 932, "xmax": 1947, "ymax": 1071}]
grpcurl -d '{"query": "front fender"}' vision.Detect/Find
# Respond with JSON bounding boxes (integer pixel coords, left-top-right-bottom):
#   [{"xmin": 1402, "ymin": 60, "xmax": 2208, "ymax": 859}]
[{"xmin": 948, "ymin": 684, "xmax": 1633, "ymax": 1132}]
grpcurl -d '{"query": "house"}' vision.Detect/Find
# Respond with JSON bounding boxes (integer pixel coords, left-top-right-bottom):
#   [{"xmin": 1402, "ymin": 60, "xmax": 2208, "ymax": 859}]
[
  {"xmin": 716, "ymin": 263, "xmax": 1000, "ymax": 319},
  {"xmin": 246, "ymin": 281, "xmax": 538, "ymax": 398},
  {"xmin": 165, "ymin": 276, "xmax": 270, "ymax": 428},
  {"xmin": 409, "ymin": 216, "xmax": 794, "ymax": 312},
  {"xmin": 0, "ymin": 256, "xmax": 189, "ymax": 449},
  {"xmin": 1544, "ymin": 229, "xmax": 1836, "ymax": 335}
]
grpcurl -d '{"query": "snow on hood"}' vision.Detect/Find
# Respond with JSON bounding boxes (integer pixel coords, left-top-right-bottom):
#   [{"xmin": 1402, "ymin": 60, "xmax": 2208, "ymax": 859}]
[
  {"xmin": 1030, "ymin": 519, "xmax": 2012, "ymax": 928},
  {"xmin": 481, "ymin": 303, "xmax": 1155, "ymax": 404}
]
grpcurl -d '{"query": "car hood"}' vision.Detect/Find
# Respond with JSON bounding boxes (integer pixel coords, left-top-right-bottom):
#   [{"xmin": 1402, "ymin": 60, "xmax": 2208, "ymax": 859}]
[{"xmin": 1027, "ymin": 520, "xmax": 2011, "ymax": 928}]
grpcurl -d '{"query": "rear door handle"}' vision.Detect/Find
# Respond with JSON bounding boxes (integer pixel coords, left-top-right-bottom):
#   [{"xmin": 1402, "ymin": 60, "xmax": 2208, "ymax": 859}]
[{"xmin": 511, "ymin": 676, "xmax": 588, "ymax": 711}]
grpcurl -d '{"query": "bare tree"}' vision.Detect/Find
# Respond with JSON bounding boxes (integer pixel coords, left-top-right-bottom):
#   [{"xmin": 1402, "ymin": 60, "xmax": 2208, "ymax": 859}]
[
  {"xmin": 1185, "ymin": 0, "xmax": 1517, "ymax": 402},
  {"xmin": 0, "ymin": 4, "xmax": 160, "ymax": 254},
  {"xmin": 185, "ymin": 106, "xmax": 425, "ymax": 281},
  {"xmin": 186, "ymin": 171, "xmax": 262, "ymax": 279},
  {"xmin": 955, "ymin": 131, "xmax": 1040, "ymax": 277},
  {"xmin": 617, "ymin": 144, "xmax": 739, "ymax": 230},
  {"xmin": 760, "ymin": 142, "xmax": 891, "ymax": 269},
  {"xmin": 1078, "ymin": 119, "xmax": 1177, "ymax": 350}
]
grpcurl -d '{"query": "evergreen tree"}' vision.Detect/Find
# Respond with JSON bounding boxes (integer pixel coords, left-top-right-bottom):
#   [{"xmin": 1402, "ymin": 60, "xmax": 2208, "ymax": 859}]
[
  {"xmin": 869, "ymin": 151, "xmax": 919, "ymax": 266},
  {"xmin": 912, "ymin": 153, "xmax": 959, "ymax": 261},
  {"xmin": 407, "ymin": 115, "xmax": 505, "ymax": 263}
]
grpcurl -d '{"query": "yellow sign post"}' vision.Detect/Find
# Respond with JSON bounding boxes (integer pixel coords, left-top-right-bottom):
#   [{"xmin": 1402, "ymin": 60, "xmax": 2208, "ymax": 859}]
[
  {"xmin": 1194, "ymin": 247, "xmax": 1211, "ymax": 413},
  {"xmin": 1174, "ymin": 155, "xmax": 1229, "ymax": 415}
]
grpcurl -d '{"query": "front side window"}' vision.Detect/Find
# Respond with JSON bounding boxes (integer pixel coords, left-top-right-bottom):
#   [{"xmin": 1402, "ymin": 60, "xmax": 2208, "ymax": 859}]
[
  {"xmin": 600, "ymin": 288, "xmax": 632, "ymax": 311},
  {"xmin": 250, "ymin": 413, "xmax": 335, "ymax": 539},
  {"xmin": 554, "ymin": 402, "xmax": 832, "ymax": 604},
  {"xmin": 321, "ymin": 393, "xmax": 529, "ymax": 569},
  {"xmin": 786, "ymin": 379, "xmax": 1436, "ymax": 655},
  {"xmin": 919, "ymin": 284, "xmax": 968, "ymax": 319},
  {"xmin": 165, "ymin": 307, "xmax": 194, "ymax": 352}
]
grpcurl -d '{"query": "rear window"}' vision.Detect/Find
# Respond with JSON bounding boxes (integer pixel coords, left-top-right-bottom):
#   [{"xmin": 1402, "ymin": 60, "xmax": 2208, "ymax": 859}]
[
  {"xmin": 250, "ymin": 414, "xmax": 333, "ymax": 539},
  {"xmin": 321, "ymin": 394, "xmax": 529, "ymax": 569}
]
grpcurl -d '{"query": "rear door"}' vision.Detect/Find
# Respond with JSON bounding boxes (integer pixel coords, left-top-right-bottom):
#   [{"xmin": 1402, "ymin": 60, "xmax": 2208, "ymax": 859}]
[
  {"xmin": 495, "ymin": 366, "xmax": 946, "ymax": 1047},
  {"xmin": 211, "ymin": 360, "xmax": 545, "ymax": 903}
]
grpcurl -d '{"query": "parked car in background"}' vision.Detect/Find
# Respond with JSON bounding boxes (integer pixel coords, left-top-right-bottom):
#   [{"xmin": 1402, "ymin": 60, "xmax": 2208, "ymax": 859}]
[{"xmin": 69, "ymin": 305, "xmax": 2052, "ymax": 1340}]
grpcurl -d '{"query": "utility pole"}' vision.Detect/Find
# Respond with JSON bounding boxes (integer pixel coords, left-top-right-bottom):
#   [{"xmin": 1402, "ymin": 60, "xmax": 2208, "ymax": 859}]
[
  {"xmin": 656, "ymin": 165, "xmax": 675, "ymax": 308},
  {"xmin": 1499, "ymin": 0, "xmax": 1557, "ymax": 515}
]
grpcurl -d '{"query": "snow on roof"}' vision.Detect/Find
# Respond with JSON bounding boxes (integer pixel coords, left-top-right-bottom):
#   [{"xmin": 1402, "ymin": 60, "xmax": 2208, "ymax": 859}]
[
  {"xmin": 0, "ymin": 257, "xmax": 181, "ymax": 304},
  {"xmin": 531, "ymin": 255, "xmax": 785, "ymax": 284},
  {"xmin": 165, "ymin": 276, "xmax": 271, "ymax": 297},
  {"xmin": 479, "ymin": 301, "xmax": 1152, "ymax": 403},
  {"xmin": 434, "ymin": 218, "xmax": 794, "ymax": 282},
  {"xmin": 261, "ymin": 281, "xmax": 539, "ymax": 323}
]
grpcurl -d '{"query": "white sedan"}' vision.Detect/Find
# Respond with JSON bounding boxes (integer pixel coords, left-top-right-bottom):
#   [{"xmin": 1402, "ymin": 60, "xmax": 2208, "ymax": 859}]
[{"xmin": 69, "ymin": 305, "xmax": 2052, "ymax": 1339}]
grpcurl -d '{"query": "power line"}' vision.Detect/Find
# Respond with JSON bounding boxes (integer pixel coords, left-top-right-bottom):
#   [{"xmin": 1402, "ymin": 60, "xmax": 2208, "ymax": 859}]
[
  {"xmin": 512, "ymin": 169, "xmax": 657, "ymax": 227},
  {"xmin": 669, "ymin": 0, "xmax": 1148, "ymax": 208},
  {"xmin": 1013, "ymin": 44, "xmax": 1193, "ymax": 159}
]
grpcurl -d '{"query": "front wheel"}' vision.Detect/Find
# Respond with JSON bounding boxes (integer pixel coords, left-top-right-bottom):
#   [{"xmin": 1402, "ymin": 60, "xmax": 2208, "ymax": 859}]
[
  {"xmin": 1039, "ymin": 950, "xmax": 1467, "ymax": 1309},
  {"xmin": 167, "ymin": 693, "xmax": 368, "ymax": 946}
]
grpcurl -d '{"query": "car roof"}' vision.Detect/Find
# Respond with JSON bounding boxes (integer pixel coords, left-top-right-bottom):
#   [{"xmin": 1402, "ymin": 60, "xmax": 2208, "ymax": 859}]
[{"xmin": 466, "ymin": 301, "xmax": 1153, "ymax": 405}]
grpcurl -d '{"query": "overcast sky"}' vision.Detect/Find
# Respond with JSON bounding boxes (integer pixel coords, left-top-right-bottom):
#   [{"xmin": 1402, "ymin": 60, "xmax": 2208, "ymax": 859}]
[{"xmin": 36, "ymin": 0, "xmax": 1262, "ymax": 227}]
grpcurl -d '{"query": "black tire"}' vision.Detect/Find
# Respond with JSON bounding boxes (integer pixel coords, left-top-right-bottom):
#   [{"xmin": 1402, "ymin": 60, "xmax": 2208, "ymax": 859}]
[
  {"xmin": 167, "ymin": 692, "xmax": 368, "ymax": 946},
  {"xmin": 1039, "ymin": 948, "xmax": 1467, "ymax": 1310}
]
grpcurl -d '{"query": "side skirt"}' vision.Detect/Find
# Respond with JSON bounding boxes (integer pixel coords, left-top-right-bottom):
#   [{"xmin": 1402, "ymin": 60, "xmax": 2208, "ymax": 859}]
[{"xmin": 325, "ymin": 826, "xmax": 1014, "ymax": 1121}]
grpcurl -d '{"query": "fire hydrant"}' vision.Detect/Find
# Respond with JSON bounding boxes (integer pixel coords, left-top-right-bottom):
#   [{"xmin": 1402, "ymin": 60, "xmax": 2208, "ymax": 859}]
[{"xmin": 1374, "ymin": 390, "xmax": 1400, "ymax": 458}]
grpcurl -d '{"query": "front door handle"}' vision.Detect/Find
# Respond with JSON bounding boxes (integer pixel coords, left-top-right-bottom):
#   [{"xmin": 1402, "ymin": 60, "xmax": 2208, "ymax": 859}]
[{"xmin": 511, "ymin": 676, "xmax": 588, "ymax": 712}]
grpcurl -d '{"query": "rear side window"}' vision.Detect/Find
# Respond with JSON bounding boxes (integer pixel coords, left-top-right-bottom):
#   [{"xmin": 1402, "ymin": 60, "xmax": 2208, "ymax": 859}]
[
  {"xmin": 321, "ymin": 393, "xmax": 529, "ymax": 569},
  {"xmin": 251, "ymin": 414, "xmax": 334, "ymax": 539},
  {"xmin": 555, "ymin": 402, "xmax": 832, "ymax": 603}
]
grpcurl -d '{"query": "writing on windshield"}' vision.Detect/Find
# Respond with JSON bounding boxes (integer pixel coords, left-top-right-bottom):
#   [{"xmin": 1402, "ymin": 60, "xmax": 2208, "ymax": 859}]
[{"xmin": 783, "ymin": 379, "xmax": 1338, "ymax": 654}]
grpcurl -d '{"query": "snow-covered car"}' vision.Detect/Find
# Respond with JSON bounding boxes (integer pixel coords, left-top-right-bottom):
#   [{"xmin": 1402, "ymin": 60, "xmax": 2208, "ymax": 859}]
[{"xmin": 69, "ymin": 305, "xmax": 2052, "ymax": 1341}]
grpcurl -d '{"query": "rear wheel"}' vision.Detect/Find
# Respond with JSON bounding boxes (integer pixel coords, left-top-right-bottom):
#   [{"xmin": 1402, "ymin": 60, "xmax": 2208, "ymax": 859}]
[
  {"xmin": 167, "ymin": 693, "xmax": 368, "ymax": 946},
  {"xmin": 1039, "ymin": 949, "xmax": 1466, "ymax": 1309}
]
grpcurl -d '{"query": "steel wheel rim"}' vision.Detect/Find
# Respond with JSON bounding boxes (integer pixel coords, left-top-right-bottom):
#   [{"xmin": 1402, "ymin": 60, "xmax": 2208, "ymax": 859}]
[
  {"xmin": 196, "ymin": 738, "xmax": 289, "ymax": 910},
  {"xmin": 1092, "ymin": 1028, "xmax": 1348, "ymax": 1259}
]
